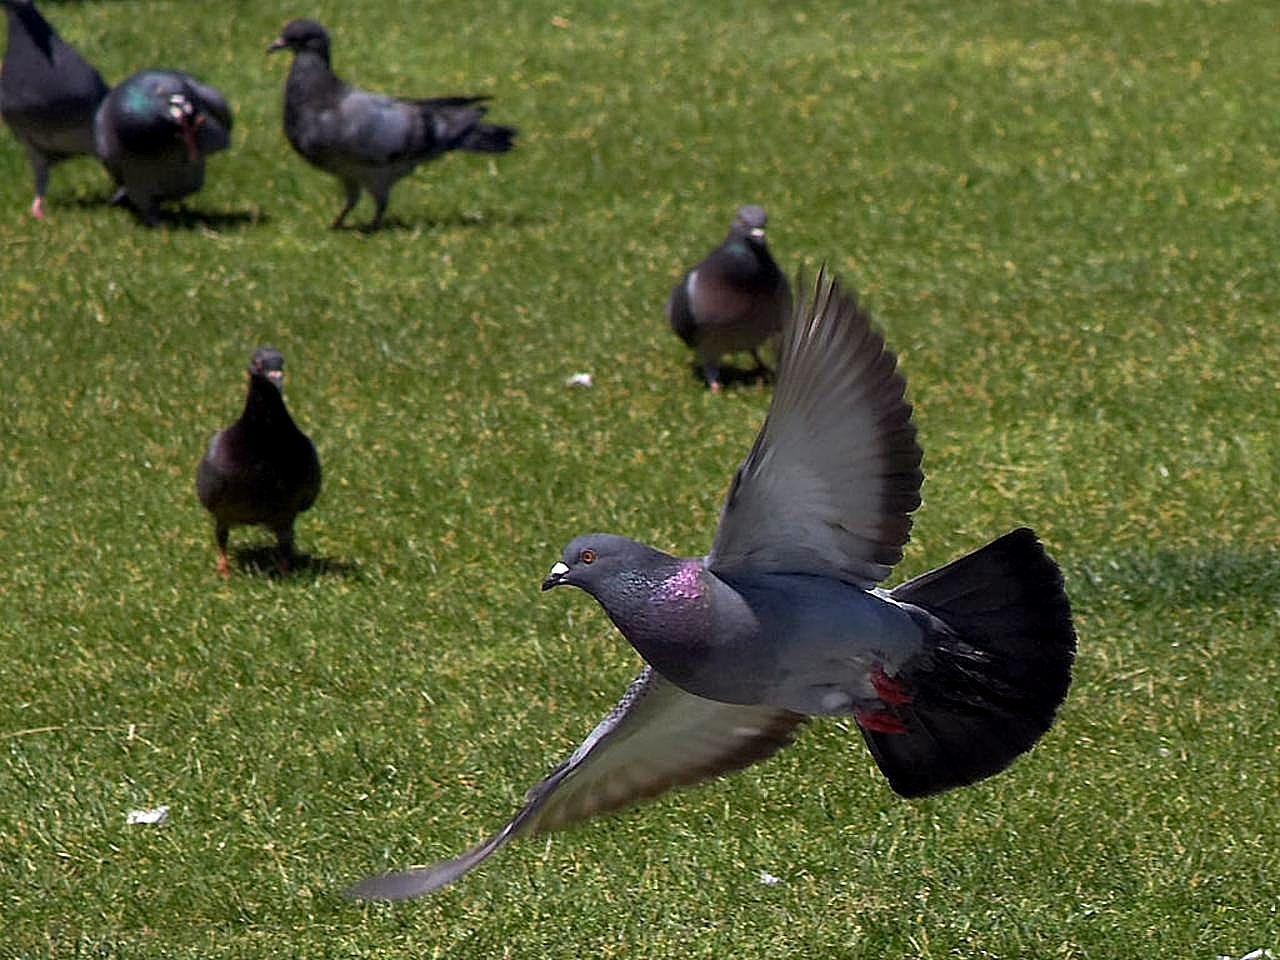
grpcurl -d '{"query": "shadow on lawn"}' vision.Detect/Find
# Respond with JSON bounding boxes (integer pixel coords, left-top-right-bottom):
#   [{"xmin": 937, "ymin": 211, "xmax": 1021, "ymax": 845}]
[
  {"xmin": 232, "ymin": 546, "xmax": 361, "ymax": 582},
  {"xmin": 684, "ymin": 359, "xmax": 776, "ymax": 392},
  {"xmin": 61, "ymin": 193, "xmax": 266, "ymax": 230},
  {"xmin": 337, "ymin": 208, "xmax": 545, "ymax": 234},
  {"xmin": 1071, "ymin": 545, "xmax": 1279, "ymax": 609},
  {"xmin": 150, "ymin": 207, "xmax": 266, "ymax": 231}
]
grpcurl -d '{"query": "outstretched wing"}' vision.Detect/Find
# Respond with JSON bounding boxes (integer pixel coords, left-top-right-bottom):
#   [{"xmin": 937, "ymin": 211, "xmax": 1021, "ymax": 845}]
[
  {"xmin": 707, "ymin": 268, "xmax": 923, "ymax": 586},
  {"xmin": 345, "ymin": 667, "xmax": 804, "ymax": 900}
]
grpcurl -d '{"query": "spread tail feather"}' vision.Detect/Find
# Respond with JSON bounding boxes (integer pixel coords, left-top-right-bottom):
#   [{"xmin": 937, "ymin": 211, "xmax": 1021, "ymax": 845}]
[{"xmin": 867, "ymin": 528, "xmax": 1076, "ymax": 797}]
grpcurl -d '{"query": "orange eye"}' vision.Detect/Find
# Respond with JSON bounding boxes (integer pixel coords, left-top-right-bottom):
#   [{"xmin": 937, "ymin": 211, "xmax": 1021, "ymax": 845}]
[{"xmin": 579, "ymin": 548, "xmax": 597, "ymax": 565}]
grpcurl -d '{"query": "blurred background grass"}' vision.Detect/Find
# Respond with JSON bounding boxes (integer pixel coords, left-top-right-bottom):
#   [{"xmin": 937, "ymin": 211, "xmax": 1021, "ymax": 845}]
[{"xmin": 0, "ymin": 0, "xmax": 1276, "ymax": 957}]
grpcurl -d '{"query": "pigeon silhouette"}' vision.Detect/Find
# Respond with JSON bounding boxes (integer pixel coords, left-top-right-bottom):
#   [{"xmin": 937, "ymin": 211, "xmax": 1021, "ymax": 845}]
[
  {"xmin": 267, "ymin": 18, "xmax": 517, "ymax": 230},
  {"xmin": 196, "ymin": 348, "xmax": 321, "ymax": 578},
  {"xmin": 347, "ymin": 270, "xmax": 1076, "ymax": 901},
  {"xmin": 94, "ymin": 68, "xmax": 231, "ymax": 225},
  {"xmin": 667, "ymin": 205, "xmax": 792, "ymax": 391},
  {"xmin": 0, "ymin": 0, "xmax": 109, "ymax": 219}
]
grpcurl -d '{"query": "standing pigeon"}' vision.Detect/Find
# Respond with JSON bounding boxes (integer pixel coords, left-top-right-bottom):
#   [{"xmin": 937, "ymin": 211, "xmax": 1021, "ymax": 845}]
[
  {"xmin": 0, "ymin": 0, "xmax": 109, "ymax": 219},
  {"xmin": 667, "ymin": 205, "xmax": 792, "ymax": 391},
  {"xmin": 196, "ymin": 348, "xmax": 321, "ymax": 578},
  {"xmin": 267, "ymin": 18, "xmax": 517, "ymax": 230},
  {"xmin": 94, "ymin": 68, "xmax": 231, "ymax": 225},
  {"xmin": 346, "ymin": 269, "xmax": 1076, "ymax": 901}
]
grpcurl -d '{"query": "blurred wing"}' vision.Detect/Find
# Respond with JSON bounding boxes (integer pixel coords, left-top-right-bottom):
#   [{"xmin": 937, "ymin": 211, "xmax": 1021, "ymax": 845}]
[
  {"xmin": 707, "ymin": 268, "xmax": 923, "ymax": 586},
  {"xmin": 344, "ymin": 667, "xmax": 803, "ymax": 900}
]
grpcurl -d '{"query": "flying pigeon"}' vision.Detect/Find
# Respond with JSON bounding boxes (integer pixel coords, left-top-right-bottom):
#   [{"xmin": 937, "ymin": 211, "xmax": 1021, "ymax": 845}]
[
  {"xmin": 347, "ymin": 270, "xmax": 1076, "ymax": 901},
  {"xmin": 196, "ymin": 348, "xmax": 321, "ymax": 578},
  {"xmin": 94, "ymin": 68, "xmax": 231, "ymax": 225},
  {"xmin": 0, "ymin": 0, "xmax": 109, "ymax": 219},
  {"xmin": 667, "ymin": 205, "xmax": 792, "ymax": 391},
  {"xmin": 267, "ymin": 18, "xmax": 517, "ymax": 230}
]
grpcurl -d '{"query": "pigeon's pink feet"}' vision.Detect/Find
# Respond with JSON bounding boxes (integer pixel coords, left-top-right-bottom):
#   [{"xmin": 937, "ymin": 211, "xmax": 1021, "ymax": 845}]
[
  {"xmin": 709, "ymin": 380, "xmax": 723, "ymax": 393},
  {"xmin": 216, "ymin": 551, "xmax": 230, "ymax": 579},
  {"xmin": 855, "ymin": 707, "xmax": 908, "ymax": 735},
  {"xmin": 870, "ymin": 665, "xmax": 912, "ymax": 706},
  {"xmin": 30, "ymin": 196, "xmax": 46, "ymax": 220}
]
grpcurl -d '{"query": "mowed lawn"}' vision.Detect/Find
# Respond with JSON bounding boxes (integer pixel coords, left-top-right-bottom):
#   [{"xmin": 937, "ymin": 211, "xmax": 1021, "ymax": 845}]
[{"xmin": 1, "ymin": 0, "xmax": 1277, "ymax": 957}]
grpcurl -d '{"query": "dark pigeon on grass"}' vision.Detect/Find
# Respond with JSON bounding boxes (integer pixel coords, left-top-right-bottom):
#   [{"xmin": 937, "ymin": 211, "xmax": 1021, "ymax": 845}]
[
  {"xmin": 667, "ymin": 205, "xmax": 792, "ymax": 391},
  {"xmin": 1, "ymin": 0, "xmax": 109, "ymax": 219},
  {"xmin": 346, "ymin": 269, "xmax": 1077, "ymax": 901},
  {"xmin": 196, "ymin": 348, "xmax": 321, "ymax": 579},
  {"xmin": 267, "ymin": 18, "xmax": 517, "ymax": 230},
  {"xmin": 94, "ymin": 69, "xmax": 231, "ymax": 225}
]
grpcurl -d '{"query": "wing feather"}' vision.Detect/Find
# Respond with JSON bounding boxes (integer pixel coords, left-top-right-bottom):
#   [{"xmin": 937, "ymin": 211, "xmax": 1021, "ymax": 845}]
[
  {"xmin": 707, "ymin": 268, "xmax": 923, "ymax": 585},
  {"xmin": 345, "ymin": 667, "xmax": 803, "ymax": 900}
]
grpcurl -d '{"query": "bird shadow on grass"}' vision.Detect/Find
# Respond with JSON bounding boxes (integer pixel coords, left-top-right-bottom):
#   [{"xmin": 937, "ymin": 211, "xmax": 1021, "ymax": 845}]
[
  {"xmin": 150, "ymin": 207, "xmax": 267, "ymax": 231},
  {"xmin": 339, "ymin": 208, "xmax": 545, "ymax": 235},
  {"xmin": 1070, "ymin": 545, "xmax": 1279, "ymax": 610},
  {"xmin": 685, "ymin": 360, "xmax": 775, "ymax": 392},
  {"xmin": 232, "ymin": 546, "xmax": 362, "ymax": 582},
  {"xmin": 60, "ymin": 194, "xmax": 267, "ymax": 231}
]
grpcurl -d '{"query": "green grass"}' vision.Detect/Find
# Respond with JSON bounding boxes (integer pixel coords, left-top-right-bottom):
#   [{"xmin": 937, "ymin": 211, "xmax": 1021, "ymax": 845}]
[{"xmin": 2, "ymin": 0, "xmax": 1277, "ymax": 956}]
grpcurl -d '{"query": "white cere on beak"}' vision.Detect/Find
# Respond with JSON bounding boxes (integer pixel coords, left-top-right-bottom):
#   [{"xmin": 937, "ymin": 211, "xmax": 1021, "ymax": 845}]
[
  {"xmin": 548, "ymin": 561, "xmax": 569, "ymax": 578},
  {"xmin": 749, "ymin": 227, "xmax": 766, "ymax": 240}
]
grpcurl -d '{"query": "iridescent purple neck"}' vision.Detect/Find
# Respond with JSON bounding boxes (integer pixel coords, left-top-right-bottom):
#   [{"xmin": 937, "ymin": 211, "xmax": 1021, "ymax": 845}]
[{"xmin": 655, "ymin": 559, "xmax": 705, "ymax": 603}]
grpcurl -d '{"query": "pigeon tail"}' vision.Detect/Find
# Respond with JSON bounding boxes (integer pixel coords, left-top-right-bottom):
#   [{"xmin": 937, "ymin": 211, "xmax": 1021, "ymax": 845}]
[
  {"xmin": 863, "ymin": 528, "xmax": 1076, "ymax": 798},
  {"xmin": 457, "ymin": 121, "xmax": 516, "ymax": 153}
]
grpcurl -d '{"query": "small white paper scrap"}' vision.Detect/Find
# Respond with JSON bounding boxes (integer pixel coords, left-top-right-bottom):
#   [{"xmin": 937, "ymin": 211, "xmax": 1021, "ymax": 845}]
[
  {"xmin": 759, "ymin": 870, "xmax": 781, "ymax": 886},
  {"xmin": 565, "ymin": 372, "xmax": 593, "ymax": 388},
  {"xmin": 126, "ymin": 805, "xmax": 170, "ymax": 826}
]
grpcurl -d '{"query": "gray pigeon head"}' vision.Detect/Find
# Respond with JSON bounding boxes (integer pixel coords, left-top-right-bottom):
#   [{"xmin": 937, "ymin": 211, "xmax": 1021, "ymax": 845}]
[
  {"xmin": 731, "ymin": 205, "xmax": 768, "ymax": 241},
  {"xmin": 542, "ymin": 533, "xmax": 666, "ymax": 595},
  {"xmin": 268, "ymin": 19, "xmax": 330, "ymax": 58},
  {"xmin": 248, "ymin": 347, "xmax": 286, "ymax": 389}
]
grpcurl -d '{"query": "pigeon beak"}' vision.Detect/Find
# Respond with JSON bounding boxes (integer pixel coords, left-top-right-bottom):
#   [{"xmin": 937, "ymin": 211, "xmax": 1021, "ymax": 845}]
[
  {"xmin": 267, "ymin": 370, "xmax": 285, "ymax": 390},
  {"xmin": 267, "ymin": 37, "xmax": 287, "ymax": 53},
  {"xmin": 541, "ymin": 561, "xmax": 570, "ymax": 592},
  {"xmin": 749, "ymin": 227, "xmax": 766, "ymax": 240}
]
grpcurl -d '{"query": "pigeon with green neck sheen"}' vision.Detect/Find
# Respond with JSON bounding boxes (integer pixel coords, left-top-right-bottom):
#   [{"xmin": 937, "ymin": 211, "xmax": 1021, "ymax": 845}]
[
  {"xmin": 0, "ymin": 0, "xmax": 109, "ymax": 219},
  {"xmin": 196, "ymin": 348, "xmax": 321, "ymax": 578},
  {"xmin": 94, "ymin": 69, "xmax": 231, "ymax": 225},
  {"xmin": 347, "ymin": 270, "xmax": 1076, "ymax": 901},
  {"xmin": 267, "ymin": 18, "xmax": 517, "ymax": 230}
]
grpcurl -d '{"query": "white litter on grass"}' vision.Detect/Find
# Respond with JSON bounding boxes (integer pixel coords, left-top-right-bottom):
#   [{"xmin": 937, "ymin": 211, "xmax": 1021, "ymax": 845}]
[
  {"xmin": 565, "ymin": 372, "xmax": 593, "ymax": 388},
  {"xmin": 758, "ymin": 870, "xmax": 781, "ymax": 886},
  {"xmin": 1216, "ymin": 950, "xmax": 1274, "ymax": 960},
  {"xmin": 126, "ymin": 805, "xmax": 170, "ymax": 826}
]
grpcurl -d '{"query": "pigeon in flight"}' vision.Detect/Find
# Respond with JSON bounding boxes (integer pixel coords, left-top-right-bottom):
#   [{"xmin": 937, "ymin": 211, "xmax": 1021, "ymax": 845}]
[
  {"xmin": 267, "ymin": 18, "xmax": 517, "ymax": 230},
  {"xmin": 196, "ymin": 348, "xmax": 321, "ymax": 578},
  {"xmin": 348, "ymin": 270, "xmax": 1076, "ymax": 900},
  {"xmin": 0, "ymin": 0, "xmax": 109, "ymax": 219},
  {"xmin": 94, "ymin": 68, "xmax": 231, "ymax": 225},
  {"xmin": 667, "ymin": 205, "xmax": 792, "ymax": 390}
]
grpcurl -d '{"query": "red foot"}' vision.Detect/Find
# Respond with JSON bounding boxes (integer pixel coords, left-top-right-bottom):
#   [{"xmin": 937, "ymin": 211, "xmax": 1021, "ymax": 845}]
[
  {"xmin": 855, "ymin": 708, "xmax": 908, "ymax": 735},
  {"xmin": 30, "ymin": 197, "xmax": 46, "ymax": 220},
  {"xmin": 215, "ymin": 551, "xmax": 230, "ymax": 579},
  {"xmin": 870, "ymin": 665, "xmax": 912, "ymax": 706}
]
